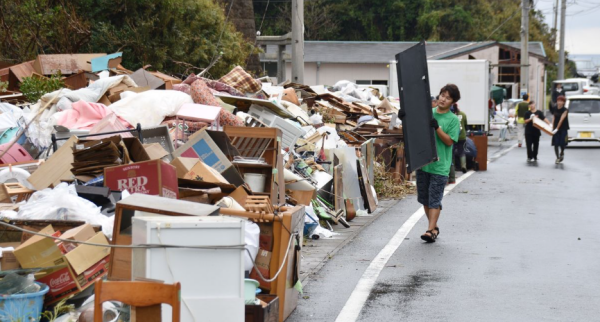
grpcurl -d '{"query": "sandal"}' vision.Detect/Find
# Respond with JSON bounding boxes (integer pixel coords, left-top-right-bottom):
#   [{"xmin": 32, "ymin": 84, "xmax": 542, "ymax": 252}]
[
  {"xmin": 421, "ymin": 230, "xmax": 437, "ymax": 243},
  {"xmin": 433, "ymin": 227, "xmax": 440, "ymax": 236}
]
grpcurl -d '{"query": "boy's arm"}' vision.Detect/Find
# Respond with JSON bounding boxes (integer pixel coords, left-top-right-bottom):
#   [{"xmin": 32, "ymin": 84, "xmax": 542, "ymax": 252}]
[{"xmin": 436, "ymin": 127, "xmax": 454, "ymax": 146}]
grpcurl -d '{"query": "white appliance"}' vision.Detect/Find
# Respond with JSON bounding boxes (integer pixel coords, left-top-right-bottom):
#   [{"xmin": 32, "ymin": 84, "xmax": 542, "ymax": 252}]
[
  {"xmin": 390, "ymin": 59, "xmax": 491, "ymax": 131},
  {"xmin": 248, "ymin": 104, "xmax": 305, "ymax": 149},
  {"xmin": 132, "ymin": 216, "xmax": 245, "ymax": 322}
]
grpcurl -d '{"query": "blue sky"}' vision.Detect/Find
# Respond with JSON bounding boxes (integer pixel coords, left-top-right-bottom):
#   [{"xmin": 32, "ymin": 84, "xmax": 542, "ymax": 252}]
[{"xmin": 535, "ymin": 0, "xmax": 600, "ymax": 55}]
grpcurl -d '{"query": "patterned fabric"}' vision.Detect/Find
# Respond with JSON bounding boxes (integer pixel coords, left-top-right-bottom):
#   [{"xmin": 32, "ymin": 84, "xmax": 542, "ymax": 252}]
[
  {"xmin": 187, "ymin": 79, "xmax": 244, "ymax": 127},
  {"xmin": 172, "ymin": 83, "xmax": 191, "ymax": 95},
  {"xmin": 218, "ymin": 66, "xmax": 262, "ymax": 94},
  {"xmin": 416, "ymin": 169, "xmax": 448, "ymax": 209},
  {"xmin": 182, "ymin": 73, "xmax": 202, "ymax": 85},
  {"xmin": 190, "ymin": 79, "xmax": 221, "ymax": 107},
  {"xmin": 202, "ymin": 77, "xmax": 245, "ymax": 97},
  {"xmin": 219, "ymin": 109, "xmax": 245, "ymax": 127}
]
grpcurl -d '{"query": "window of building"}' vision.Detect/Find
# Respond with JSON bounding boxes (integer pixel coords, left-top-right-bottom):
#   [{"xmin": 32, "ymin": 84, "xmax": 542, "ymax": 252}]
[
  {"xmin": 499, "ymin": 66, "xmax": 520, "ymax": 83},
  {"xmin": 356, "ymin": 80, "xmax": 388, "ymax": 85}
]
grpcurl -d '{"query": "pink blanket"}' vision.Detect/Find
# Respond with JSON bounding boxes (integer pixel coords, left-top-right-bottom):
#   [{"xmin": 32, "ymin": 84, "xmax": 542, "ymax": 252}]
[{"xmin": 55, "ymin": 100, "xmax": 131, "ymax": 130}]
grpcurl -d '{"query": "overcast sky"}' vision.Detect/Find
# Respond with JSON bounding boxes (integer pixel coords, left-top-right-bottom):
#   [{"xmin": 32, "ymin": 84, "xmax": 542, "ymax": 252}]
[{"xmin": 534, "ymin": 0, "xmax": 600, "ymax": 55}]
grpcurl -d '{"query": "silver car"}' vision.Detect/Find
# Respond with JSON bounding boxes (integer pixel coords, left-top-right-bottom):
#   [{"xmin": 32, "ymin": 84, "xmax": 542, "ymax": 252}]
[{"xmin": 566, "ymin": 95, "xmax": 600, "ymax": 143}]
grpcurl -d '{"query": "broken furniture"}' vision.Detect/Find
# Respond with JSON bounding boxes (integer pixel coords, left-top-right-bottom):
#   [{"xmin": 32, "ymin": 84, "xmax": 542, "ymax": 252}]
[
  {"xmin": 94, "ymin": 279, "xmax": 181, "ymax": 322},
  {"xmin": 224, "ymin": 126, "xmax": 285, "ymax": 207},
  {"xmin": 174, "ymin": 103, "xmax": 222, "ymax": 148},
  {"xmin": 50, "ymin": 123, "xmax": 143, "ymax": 153},
  {"xmin": 220, "ymin": 204, "xmax": 304, "ymax": 322},
  {"xmin": 108, "ymin": 194, "xmax": 219, "ymax": 281}
]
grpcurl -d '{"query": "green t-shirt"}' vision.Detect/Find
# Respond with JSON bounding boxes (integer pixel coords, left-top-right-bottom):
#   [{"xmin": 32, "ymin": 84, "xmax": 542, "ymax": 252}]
[
  {"xmin": 457, "ymin": 111, "xmax": 467, "ymax": 141},
  {"xmin": 422, "ymin": 108, "xmax": 460, "ymax": 176}
]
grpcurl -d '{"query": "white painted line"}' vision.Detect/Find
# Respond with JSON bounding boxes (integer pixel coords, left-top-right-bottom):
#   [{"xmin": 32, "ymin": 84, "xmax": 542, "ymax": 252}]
[{"xmin": 335, "ymin": 170, "xmax": 476, "ymax": 322}]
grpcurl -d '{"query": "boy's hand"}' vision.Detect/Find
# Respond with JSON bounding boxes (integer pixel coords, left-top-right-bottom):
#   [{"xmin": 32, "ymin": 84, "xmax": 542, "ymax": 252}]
[
  {"xmin": 398, "ymin": 108, "xmax": 406, "ymax": 119},
  {"xmin": 431, "ymin": 118, "xmax": 439, "ymax": 130}
]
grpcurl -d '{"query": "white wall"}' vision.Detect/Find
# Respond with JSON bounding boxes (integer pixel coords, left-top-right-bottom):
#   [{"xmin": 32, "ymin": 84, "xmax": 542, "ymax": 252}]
[
  {"xmin": 286, "ymin": 62, "xmax": 389, "ymax": 86},
  {"xmin": 281, "ymin": 44, "xmax": 545, "ymax": 106}
]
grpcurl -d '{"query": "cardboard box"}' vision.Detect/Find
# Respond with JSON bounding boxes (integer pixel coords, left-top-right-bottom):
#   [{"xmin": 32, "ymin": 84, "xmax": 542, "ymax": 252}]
[
  {"xmin": 171, "ymin": 157, "xmax": 201, "ymax": 179},
  {"xmin": 183, "ymin": 160, "xmax": 229, "ymax": 184},
  {"xmin": 27, "ymin": 136, "xmax": 77, "ymax": 190},
  {"xmin": 64, "ymin": 232, "xmax": 110, "ymax": 275},
  {"xmin": 258, "ymin": 225, "xmax": 274, "ymax": 252},
  {"xmin": 1, "ymin": 249, "xmax": 20, "ymax": 271},
  {"xmin": 250, "ymin": 249, "xmax": 272, "ymax": 290},
  {"xmin": 37, "ymin": 255, "xmax": 110, "ymax": 305},
  {"xmin": 15, "ymin": 226, "xmax": 112, "ymax": 305},
  {"xmin": 104, "ymin": 159, "xmax": 178, "ymax": 199},
  {"xmin": 60, "ymin": 224, "xmax": 96, "ymax": 243},
  {"xmin": 37, "ymin": 265, "xmax": 79, "ymax": 304},
  {"xmin": 14, "ymin": 225, "xmax": 65, "ymax": 269},
  {"xmin": 143, "ymin": 143, "xmax": 170, "ymax": 161}
]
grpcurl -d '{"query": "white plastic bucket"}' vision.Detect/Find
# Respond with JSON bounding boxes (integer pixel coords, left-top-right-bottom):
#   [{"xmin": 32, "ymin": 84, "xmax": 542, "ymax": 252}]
[
  {"xmin": 244, "ymin": 279, "xmax": 260, "ymax": 304},
  {"xmin": 244, "ymin": 173, "xmax": 266, "ymax": 193}
]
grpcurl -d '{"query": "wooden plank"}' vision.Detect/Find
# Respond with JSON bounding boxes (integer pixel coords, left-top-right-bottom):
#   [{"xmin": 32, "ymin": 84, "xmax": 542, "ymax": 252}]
[{"xmin": 27, "ymin": 136, "xmax": 77, "ymax": 190}]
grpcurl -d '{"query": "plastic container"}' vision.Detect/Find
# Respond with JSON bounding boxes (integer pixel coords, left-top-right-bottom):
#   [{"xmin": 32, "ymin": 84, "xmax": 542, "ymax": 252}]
[
  {"xmin": 244, "ymin": 173, "xmax": 266, "ymax": 193},
  {"xmin": 0, "ymin": 283, "xmax": 49, "ymax": 322},
  {"xmin": 244, "ymin": 279, "xmax": 260, "ymax": 305}
]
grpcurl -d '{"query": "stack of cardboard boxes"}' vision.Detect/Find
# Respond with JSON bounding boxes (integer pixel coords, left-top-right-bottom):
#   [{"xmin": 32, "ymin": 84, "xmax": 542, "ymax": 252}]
[{"xmin": 12, "ymin": 224, "xmax": 110, "ymax": 305}]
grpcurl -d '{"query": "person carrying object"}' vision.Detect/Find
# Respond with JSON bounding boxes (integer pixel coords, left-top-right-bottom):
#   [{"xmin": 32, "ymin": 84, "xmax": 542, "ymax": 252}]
[
  {"xmin": 551, "ymin": 95, "xmax": 569, "ymax": 164},
  {"xmin": 398, "ymin": 84, "xmax": 460, "ymax": 243},
  {"xmin": 515, "ymin": 94, "xmax": 530, "ymax": 147},
  {"xmin": 523, "ymin": 101, "xmax": 550, "ymax": 163}
]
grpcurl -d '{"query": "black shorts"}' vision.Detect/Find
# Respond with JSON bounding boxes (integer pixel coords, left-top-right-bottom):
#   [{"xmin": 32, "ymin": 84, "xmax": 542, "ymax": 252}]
[{"xmin": 416, "ymin": 170, "xmax": 448, "ymax": 209}]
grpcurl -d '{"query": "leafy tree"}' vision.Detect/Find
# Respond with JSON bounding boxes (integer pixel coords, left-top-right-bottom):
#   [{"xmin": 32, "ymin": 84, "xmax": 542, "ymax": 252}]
[
  {"xmin": 0, "ymin": 0, "xmax": 251, "ymax": 78},
  {"xmin": 78, "ymin": 0, "xmax": 252, "ymax": 78},
  {"xmin": 0, "ymin": 0, "xmax": 91, "ymax": 63}
]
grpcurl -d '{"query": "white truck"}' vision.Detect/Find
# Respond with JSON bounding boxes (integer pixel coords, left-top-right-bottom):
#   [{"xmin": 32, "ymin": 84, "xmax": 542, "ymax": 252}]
[{"xmin": 390, "ymin": 59, "xmax": 491, "ymax": 131}]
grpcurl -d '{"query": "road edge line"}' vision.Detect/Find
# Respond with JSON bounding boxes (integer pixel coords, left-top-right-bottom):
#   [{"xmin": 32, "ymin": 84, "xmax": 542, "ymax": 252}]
[{"xmin": 334, "ymin": 170, "xmax": 476, "ymax": 322}]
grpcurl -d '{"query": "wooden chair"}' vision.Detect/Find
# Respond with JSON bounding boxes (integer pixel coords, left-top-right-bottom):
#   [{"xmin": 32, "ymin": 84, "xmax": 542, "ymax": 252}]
[{"xmin": 94, "ymin": 279, "xmax": 181, "ymax": 322}]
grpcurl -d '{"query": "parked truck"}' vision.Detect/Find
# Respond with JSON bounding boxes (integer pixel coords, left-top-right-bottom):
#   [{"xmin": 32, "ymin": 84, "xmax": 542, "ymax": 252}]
[{"xmin": 390, "ymin": 59, "xmax": 492, "ymax": 131}]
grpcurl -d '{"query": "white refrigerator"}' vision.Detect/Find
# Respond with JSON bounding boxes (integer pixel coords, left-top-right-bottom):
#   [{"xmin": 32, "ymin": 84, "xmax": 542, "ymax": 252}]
[{"xmin": 132, "ymin": 216, "xmax": 245, "ymax": 322}]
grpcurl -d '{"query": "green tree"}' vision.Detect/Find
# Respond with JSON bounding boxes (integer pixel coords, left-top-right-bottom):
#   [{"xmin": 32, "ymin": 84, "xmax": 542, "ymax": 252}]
[
  {"xmin": 0, "ymin": 0, "xmax": 251, "ymax": 78},
  {"xmin": 0, "ymin": 0, "xmax": 91, "ymax": 63}
]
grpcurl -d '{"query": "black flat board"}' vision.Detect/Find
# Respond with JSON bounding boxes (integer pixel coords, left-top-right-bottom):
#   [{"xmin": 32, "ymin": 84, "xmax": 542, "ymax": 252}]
[{"xmin": 395, "ymin": 41, "xmax": 437, "ymax": 173}]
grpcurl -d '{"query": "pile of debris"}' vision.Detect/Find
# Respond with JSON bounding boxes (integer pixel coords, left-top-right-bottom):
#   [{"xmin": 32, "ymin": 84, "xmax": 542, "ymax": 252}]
[{"xmin": 0, "ymin": 52, "xmax": 411, "ymax": 319}]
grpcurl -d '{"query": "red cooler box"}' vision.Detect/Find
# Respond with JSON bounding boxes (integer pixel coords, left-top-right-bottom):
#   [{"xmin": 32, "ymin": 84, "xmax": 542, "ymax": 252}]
[{"xmin": 104, "ymin": 160, "xmax": 178, "ymax": 199}]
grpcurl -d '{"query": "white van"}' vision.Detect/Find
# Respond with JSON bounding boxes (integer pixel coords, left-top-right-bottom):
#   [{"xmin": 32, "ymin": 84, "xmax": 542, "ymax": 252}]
[
  {"xmin": 566, "ymin": 95, "xmax": 600, "ymax": 143},
  {"xmin": 553, "ymin": 78, "xmax": 596, "ymax": 97}
]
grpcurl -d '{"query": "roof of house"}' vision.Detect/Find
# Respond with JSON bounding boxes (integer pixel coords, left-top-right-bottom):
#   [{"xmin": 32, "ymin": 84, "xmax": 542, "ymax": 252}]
[{"xmin": 260, "ymin": 41, "xmax": 547, "ymax": 63}]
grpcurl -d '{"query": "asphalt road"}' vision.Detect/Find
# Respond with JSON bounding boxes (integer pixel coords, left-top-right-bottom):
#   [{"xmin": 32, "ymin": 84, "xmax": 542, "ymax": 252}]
[{"xmin": 288, "ymin": 136, "xmax": 600, "ymax": 322}]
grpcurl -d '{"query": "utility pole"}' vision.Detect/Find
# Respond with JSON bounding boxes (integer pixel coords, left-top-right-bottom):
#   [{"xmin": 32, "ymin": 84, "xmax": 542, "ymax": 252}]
[
  {"xmin": 558, "ymin": 0, "xmax": 567, "ymax": 80},
  {"xmin": 552, "ymin": 0, "xmax": 559, "ymax": 48},
  {"xmin": 520, "ymin": 0, "xmax": 530, "ymax": 98},
  {"xmin": 291, "ymin": 0, "xmax": 304, "ymax": 84}
]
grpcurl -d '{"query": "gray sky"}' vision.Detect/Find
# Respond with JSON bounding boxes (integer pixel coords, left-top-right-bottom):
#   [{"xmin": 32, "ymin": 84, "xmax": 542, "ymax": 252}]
[{"xmin": 534, "ymin": 0, "xmax": 600, "ymax": 54}]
